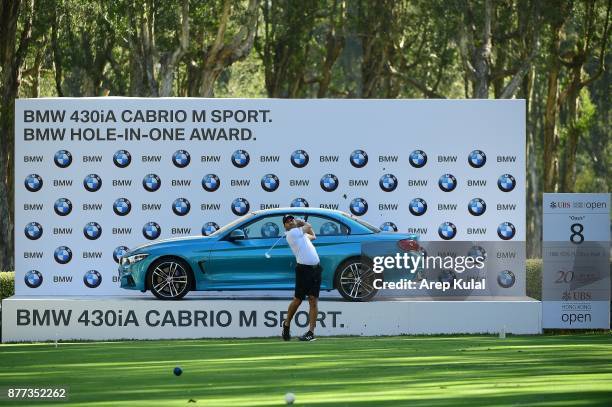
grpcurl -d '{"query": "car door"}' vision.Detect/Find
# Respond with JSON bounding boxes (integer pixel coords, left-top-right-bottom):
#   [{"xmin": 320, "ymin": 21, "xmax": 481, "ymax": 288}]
[{"xmin": 205, "ymin": 215, "xmax": 295, "ymax": 289}]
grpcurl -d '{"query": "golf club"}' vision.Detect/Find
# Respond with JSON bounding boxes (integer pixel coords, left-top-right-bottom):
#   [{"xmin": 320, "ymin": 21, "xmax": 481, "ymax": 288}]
[{"xmin": 264, "ymin": 235, "xmax": 285, "ymax": 258}]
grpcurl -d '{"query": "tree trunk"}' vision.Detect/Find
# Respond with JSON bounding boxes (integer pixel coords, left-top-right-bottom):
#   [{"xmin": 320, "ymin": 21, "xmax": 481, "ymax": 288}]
[{"xmin": 543, "ymin": 22, "xmax": 563, "ymax": 192}]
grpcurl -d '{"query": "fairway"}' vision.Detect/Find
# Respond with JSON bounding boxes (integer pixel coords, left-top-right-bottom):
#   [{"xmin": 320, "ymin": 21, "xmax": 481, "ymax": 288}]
[{"xmin": 1, "ymin": 334, "xmax": 611, "ymax": 406}]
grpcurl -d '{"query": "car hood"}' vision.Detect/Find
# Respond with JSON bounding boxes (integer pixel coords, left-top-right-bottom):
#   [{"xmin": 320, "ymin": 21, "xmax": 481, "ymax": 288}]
[{"xmin": 131, "ymin": 235, "xmax": 215, "ymax": 253}]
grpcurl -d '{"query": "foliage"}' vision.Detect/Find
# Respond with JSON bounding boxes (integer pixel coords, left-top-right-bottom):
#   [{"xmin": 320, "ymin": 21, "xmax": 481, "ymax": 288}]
[{"xmin": 0, "ymin": 272, "xmax": 15, "ymax": 300}]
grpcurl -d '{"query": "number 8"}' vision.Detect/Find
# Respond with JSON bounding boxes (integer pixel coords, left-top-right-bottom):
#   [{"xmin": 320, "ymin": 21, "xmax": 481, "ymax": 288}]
[{"xmin": 570, "ymin": 223, "xmax": 584, "ymax": 244}]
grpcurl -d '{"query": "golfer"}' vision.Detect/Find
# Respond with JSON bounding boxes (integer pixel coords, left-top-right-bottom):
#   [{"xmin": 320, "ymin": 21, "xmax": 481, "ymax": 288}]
[{"xmin": 281, "ymin": 214, "xmax": 321, "ymax": 342}]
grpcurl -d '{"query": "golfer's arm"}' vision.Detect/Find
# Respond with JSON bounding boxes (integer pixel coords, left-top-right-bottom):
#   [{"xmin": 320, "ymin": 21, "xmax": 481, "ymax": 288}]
[{"xmin": 302, "ymin": 223, "xmax": 316, "ymax": 240}]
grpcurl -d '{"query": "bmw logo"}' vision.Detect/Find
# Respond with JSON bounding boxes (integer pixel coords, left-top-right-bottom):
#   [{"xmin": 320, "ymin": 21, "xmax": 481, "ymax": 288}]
[
  {"xmin": 409, "ymin": 150, "xmax": 427, "ymax": 168},
  {"xmin": 142, "ymin": 222, "xmax": 161, "ymax": 240},
  {"xmin": 438, "ymin": 174, "xmax": 457, "ymax": 192},
  {"xmin": 143, "ymin": 174, "xmax": 161, "ymax": 192},
  {"xmin": 320, "ymin": 174, "xmax": 339, "ymax": 192},
  {"xmin": 202, "ymin": 174, "xmax": 220, "ymax": 192},
  {"xmin": 83, "ymin": 222, "xmax": 102, "ymax": 240},
  {"xmin": 261, "ymin": 222, "xmax": 280, "ymax": 238},
  {"xmin": 83, "ymin": 174, "xmax": 102, "ymax": 192},
  {"xmin": 379, "ymin": 174, "xmax": 398, "ymax": 192},
  {"xmin": 231, "ymin": 149, "xmax": 250, "ymax": 168},
  {"xmin": 468, "ymin": 198, "xmax": 487, "ymax": 216},
  {"xmin": 349, "ymin": 198, "xmax": 368, "ymax": 216},
  {"xmin": 497, "ymin": 222, "xmax": 516, "ymax": 240},
  {"xmin": 261, "ymin": 174, "xmax": 280, "ymax": 192},
  {"xmin": 24, "ymin": 222, "xmax": 43, "ymax": 240},
  {"xmin": 320, "ymin": 222, "xmax": 340, "ymax": 235},
  {"xmin": 468, "ymin": 150, "xmax": 486, "ymax": 168},
  {"xmin": 380, "ymin": 222, "xmax": 398, "ymax": 232},
  {"xmin": 24, "ymin": 270, "xmax": 43, "ymax": 288},
  {"xmin": 290, "ymin": 198, "xmax": 309, "ymax": 207},
  {"xmin": 54, "ymin": 198, "xmax": 72, "ymax": 216},
  {"xmin": 350, "ymin": 150, "xmax": 368, "ymax": 168},
  {"xmin": 113, "ymin": 246, "xmax": 129, "ymax": 263},
  {"xmin": 498, "ymin": 174, "xmax": 516, "ymax": 192},
  {"xmin": 24, "ymin": 174, "xmax": 43, "ymax": 192},
  {"xmin": 409, "ymin": 198, "xmax": 428, "ymax": 216},
  {"xmin": 231, "ymin": 198, "xmax": 250, "ymax": 216},
  {"xmin": 113, "ymin": 198, "xmax": 131, "ymax": 216},
  {"xmin": 290, "ymin": 150, "xmax": 309, "ymax": 168},
  {"xmin": 54, "ymin": 246, "xmax": 72, "ymax": 264},
  {"xmin": 438, "ymin": 270, "xmax": 457, "ymax": 284},
  {"xmin": 202, "ymin": 222, "xmax": 220, "ymax": 236},
  {"xmin": 84, "ymin": 270, "xmax": 102, "ymax": 288},
  {"xmin": 438, "ymin": 222, "xmax": 457, "ymax": 240},
  {"xmin": 172, "ymin": 198, "xmax": 191, "ymax": 216},
  {"xmin": 54, "ymin": 150, "xmax": 72, "ymax": 168},
  {"xmin": 172, "ymin": 150, "xmax": 191, "ymax": 168},
  {"xmin": 113, "ymin": 150, "xmax": 131, "ymax": 168},
  {"xmin": 497, "ymin": 270, "xmax": 516, "ymax": 288},
  {"xmin": 467, "ymin": 246, "xmax": 487, "ymax": 260}
]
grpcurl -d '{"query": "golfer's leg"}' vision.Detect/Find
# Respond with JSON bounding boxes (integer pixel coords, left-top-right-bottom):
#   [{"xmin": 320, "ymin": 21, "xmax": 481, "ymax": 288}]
[
  {"xmin": 307, "ymin": 296, "xmax": 318, "ymax": 332},
  {"xmin": 285, "ymin": 297, "xmax": 302, "ymax": 326}
]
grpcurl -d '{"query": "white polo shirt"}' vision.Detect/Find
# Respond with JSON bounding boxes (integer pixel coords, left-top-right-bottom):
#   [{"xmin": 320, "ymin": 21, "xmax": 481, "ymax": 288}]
[{"xmin": 285, "ymin": 226, "xmax": 320, "ymax": 266}]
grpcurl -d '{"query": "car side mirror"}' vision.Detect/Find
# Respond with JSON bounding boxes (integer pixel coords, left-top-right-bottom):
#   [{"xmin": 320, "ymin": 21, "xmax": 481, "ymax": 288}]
[{"xmin": 229, "ymin": 229, "xmax": 246, "ymax": 241}]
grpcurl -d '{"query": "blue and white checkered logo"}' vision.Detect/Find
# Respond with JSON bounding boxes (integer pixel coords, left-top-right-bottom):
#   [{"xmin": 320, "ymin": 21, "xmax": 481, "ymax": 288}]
[
  {"xmin": 380, "ymin": 222, "xmax": 398, "ymax": 232},
  {"xmin": 379, "ymin": 174, "xmax": 398, "ymax": 192},
  {"xmin": 468, "ymin": 150, "xmax": 486, "ymax": 168},
  {"xmin": 83, "ymin": 222, "xmax": 102, "ymax": 240},
  {"xmin": 290, "ymin": 198, "xmax": 309, "ymax": 208},
  {"xmin": 202, "ymin": 174, "xmax": 220, "ymax": 192},
  {"xmin": 24, "ymin": 222, "xmax": 43, "ymax": 240},
  {"xmin": 202, "ymin": 222, "xmax": 220, "ymax": 236},
  {"xmin": 497, "ymin": 270, "xmax": 516, "ymax": 288},
  {"xmin": 320, "ymin": 174, "xmax": 339, "ymax": 192},
  {"xmin": 231, "ymin": 150, "xmax": 250, "ymax": 168},
  {"xmin": 83, "ymin": 174, "xmax": 102, "ymax": 192},
  {"xmin": 290, "ymin": 150, "xmax": 309, "ymax": 168},
  {"xmin": 409, "ymin": 198, "xmax": 427, "ymax": 216},
  {"xmin": 349, "ymin": 198, "xmax": 368, "ymax": 216},
  {"xmin": 172, "ymin": 150, "xmax": 191, "ymax": 168},
  {"xmin": 497, "ymin": 174, "xmax": 516, "ymax": 192},
  {"xmin": 350, "ymin": 150, "xmax": 368, "ymax": 168},
  {"xmin": 320, "ymin": 222, "xmax": 340, "ymax": 235},
  {"xmin": 54, "ymin": 198, "xmax": 72, "ymax": 216},
  {"xmin": 261, "ymin": 174, "xmax": 280, "ymax": 192},
  {"xmin": 409, "ymin": 150, "xmax": 427, "ymax": 168},
  {"xmin": 24, "ymin": 174, "xmax": 43, "ymax": 192},
  {"xmin": 497, "ymin": 222, "xmax": 516, "ymax": 240},
  {"xmin": 54, "ymin": 150, "xmax": 72, "ymax": 168},
  {"xmin": 468, "ymin": 198, "xmax": 486, "ymax": 216},
  {"xmin": 467, "ymin": 246, "xmax": 487, "ymax": 260},
  {"xmin": 24, "ymin": 270, "xmax": 43, "ymax": 288},
  {"xmin": 84, "ymin": 270, "xmax": 102, "ymax": 288},
  {"xmin": 113, "ymin": 246, "xmax": 129, "ymax": 263},
  {"xmin": 438, "ymin": 174, "xmax": 457, "ymax": 192},
  {"xmin": 113, "ymin": 198, "xmax": 131, "ymax": 216},
  {"xmin": 54, "ymin": 246, "xmax": 72, "ymax": 264},
  {"xmin": 143, "ymin": 174, "xmax": 161, "ymax": 192},
  {"xmin": 261, "ymin": 222, "xmax": 280, "ymax": 238},
  {"xmin": 438, "ymin": 222, "xmax": 457, "ymax": 240},
  {"xmin": 143, "ymin": 222, "xmax": 161, "ymax": 240},
  {"xmin": 231, "ymin": 198, "xmax": 250, "ymax": 216},
  {"xmin": 172, "ymin": 198, "xmax": 191, "ymax": 216},
  {"xmin": 113, "ymin": 150, "xmax": 131, "ymax": 168}
]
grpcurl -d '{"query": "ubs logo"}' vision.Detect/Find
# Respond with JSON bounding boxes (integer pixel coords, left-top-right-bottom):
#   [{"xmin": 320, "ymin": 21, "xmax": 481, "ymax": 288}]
[
  {"xmin": 113, "ymin": 150, "xmax": 131, "ymax": 168},
  {"xmin": 24, "ymin": 174, "xmax": 43, "ymax": 192}
]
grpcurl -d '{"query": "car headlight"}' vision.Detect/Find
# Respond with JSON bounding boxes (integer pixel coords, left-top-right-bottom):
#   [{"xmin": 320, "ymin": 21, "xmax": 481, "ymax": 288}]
[{"xmin": 120, "ymin": 253, "xmax": 149, "ymax": 266}]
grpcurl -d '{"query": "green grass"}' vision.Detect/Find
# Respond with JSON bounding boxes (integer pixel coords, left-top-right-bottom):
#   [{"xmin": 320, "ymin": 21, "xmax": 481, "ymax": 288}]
[{"xmin": 0, "ymin": 334, "xmax": 611, "ymax": 406}]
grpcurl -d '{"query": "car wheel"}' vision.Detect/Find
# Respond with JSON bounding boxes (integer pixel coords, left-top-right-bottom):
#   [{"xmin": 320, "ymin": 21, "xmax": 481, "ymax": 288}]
[
  {"xmin": 147, "ymin": 258, "xmax": 192, "ymax": 300},
  {"xmin": 335, "ymin": 258, "xmax": 378, "ymax": 302}
]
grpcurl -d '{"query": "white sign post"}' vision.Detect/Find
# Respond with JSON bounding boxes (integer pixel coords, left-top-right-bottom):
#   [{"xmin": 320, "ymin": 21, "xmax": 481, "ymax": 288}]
[{"xmin": 542, "ymin": 193, "xmax": 610, "ymax": 329}]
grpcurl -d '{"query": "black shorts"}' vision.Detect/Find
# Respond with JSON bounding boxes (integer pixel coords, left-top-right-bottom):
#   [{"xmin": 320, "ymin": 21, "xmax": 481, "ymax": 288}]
[{"xmin": 294, "ymin": 263, "xmax": 322, "ymax": 300}]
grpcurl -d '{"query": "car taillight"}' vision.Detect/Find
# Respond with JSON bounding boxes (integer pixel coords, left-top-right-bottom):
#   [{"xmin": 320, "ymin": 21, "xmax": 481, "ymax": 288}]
[{"xmin": 397, "ymin": 239, "xmax": 419, "ymax": 252}]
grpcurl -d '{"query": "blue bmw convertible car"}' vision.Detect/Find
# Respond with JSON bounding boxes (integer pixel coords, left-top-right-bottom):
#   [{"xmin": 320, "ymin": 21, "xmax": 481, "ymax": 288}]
[{"xmin": 119, "ymin": 208, "xmax": 418, "ymax": 301}]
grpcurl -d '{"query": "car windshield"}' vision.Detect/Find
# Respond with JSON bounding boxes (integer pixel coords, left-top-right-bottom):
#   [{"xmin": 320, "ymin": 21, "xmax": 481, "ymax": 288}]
[
  {"xmin": 210, "ymin": 213, "xmax": 256, "ymax": 236},
  {"xmin": 342, "ymin": 212, "xmax": 380, "ymax": 233}
]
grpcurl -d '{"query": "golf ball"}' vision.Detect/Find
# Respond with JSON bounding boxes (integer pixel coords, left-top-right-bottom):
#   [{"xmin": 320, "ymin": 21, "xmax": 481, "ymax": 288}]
[
  {"xmin": 173, "ymin": 367, "xmax": 182, "ymax": 376},
  {"xmin": 285, "ymin": 392, "xmax": 295, "ymax": 404}
]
